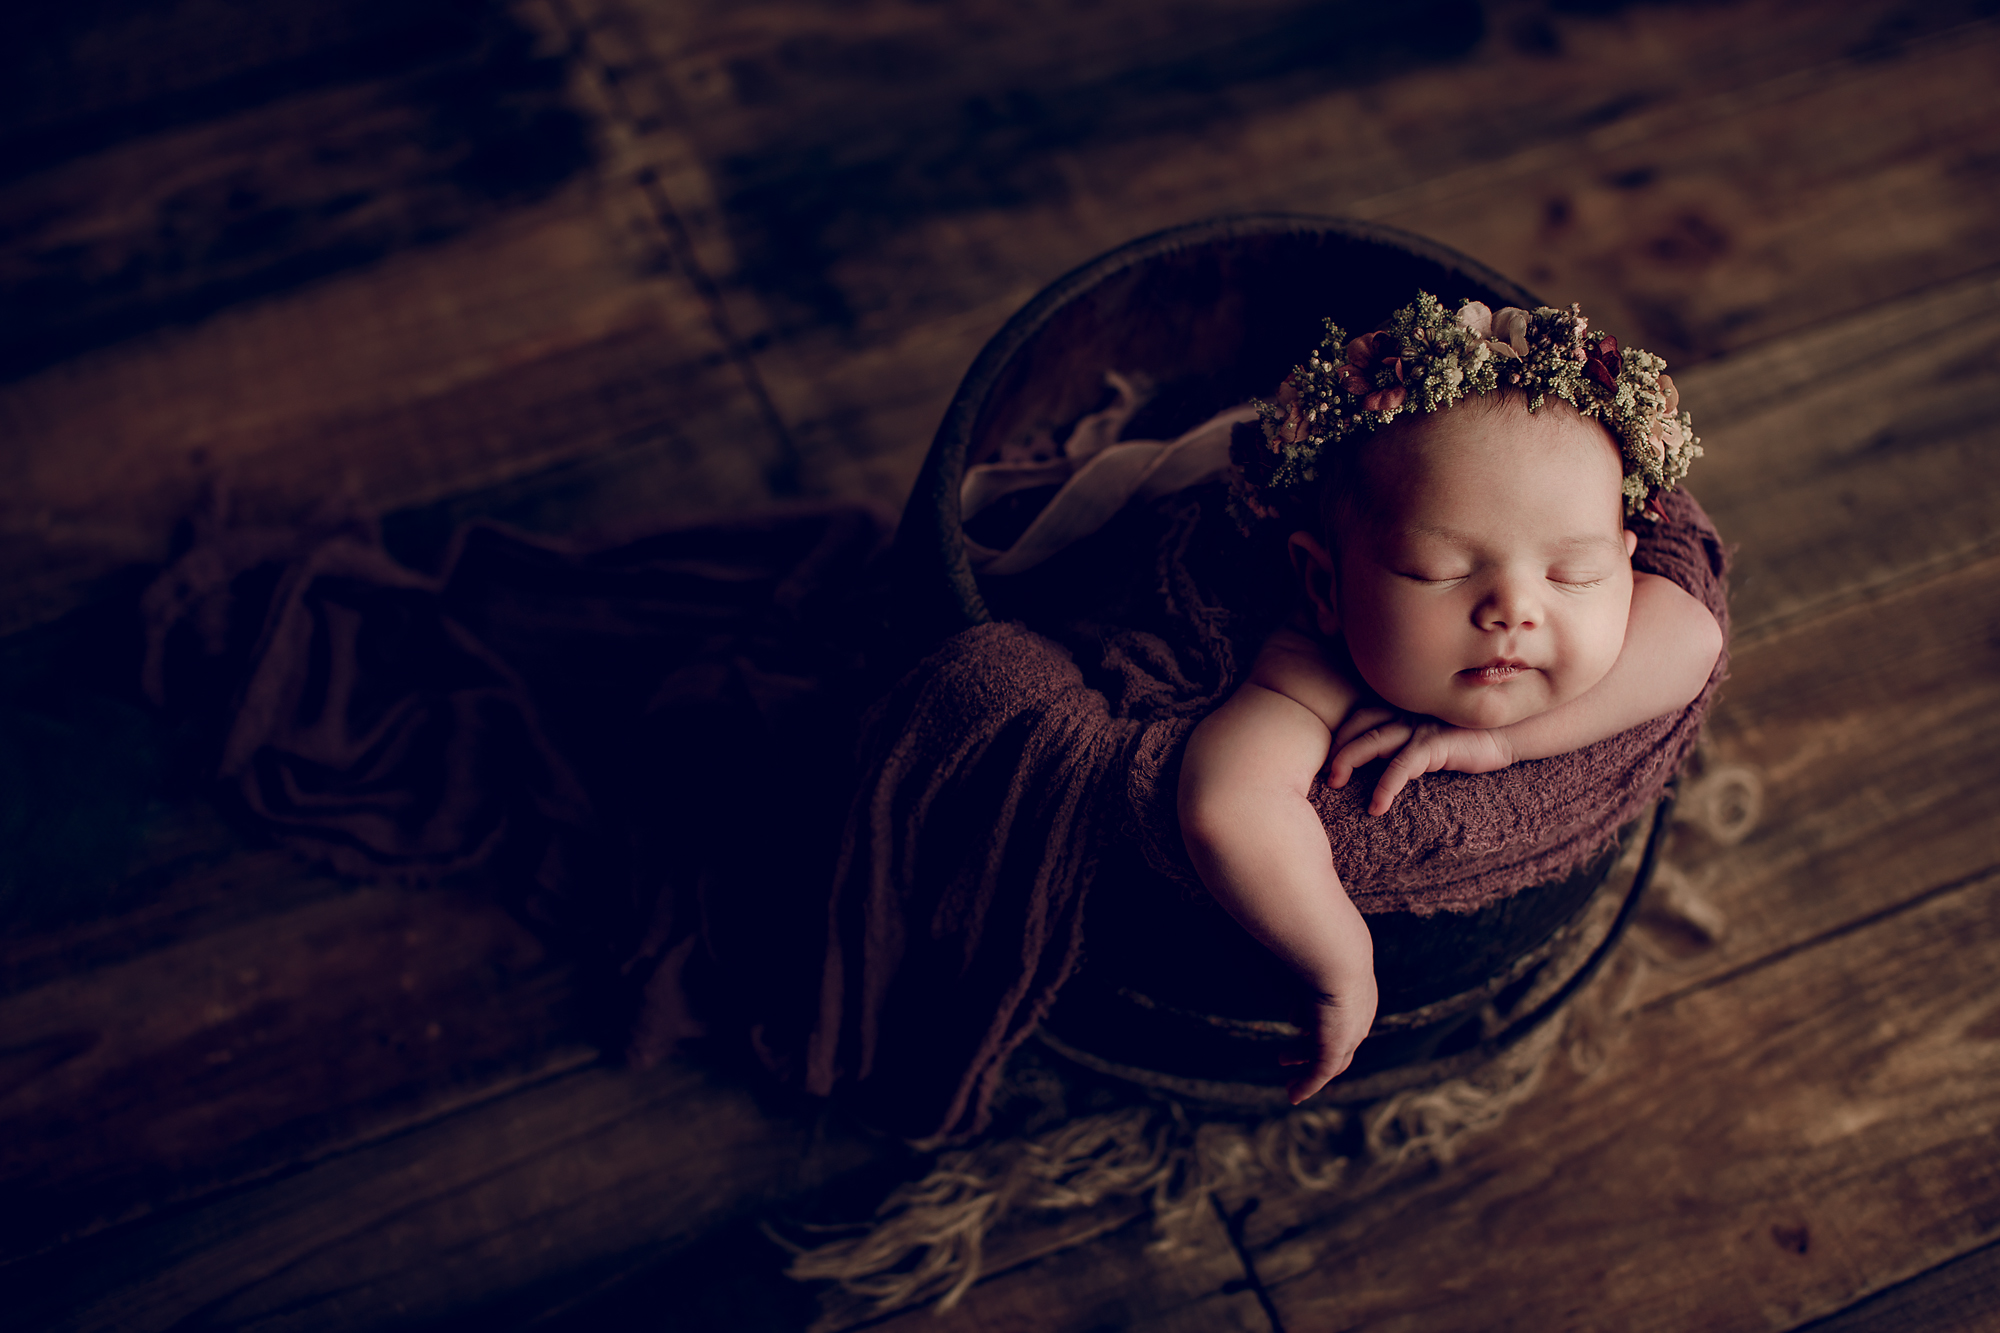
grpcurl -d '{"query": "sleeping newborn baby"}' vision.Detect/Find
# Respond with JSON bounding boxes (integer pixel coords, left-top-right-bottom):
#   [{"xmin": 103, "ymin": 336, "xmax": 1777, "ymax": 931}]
[{"xmin": 1178, "ymin": 294, "xmax": 1722, "ymax": 1105}]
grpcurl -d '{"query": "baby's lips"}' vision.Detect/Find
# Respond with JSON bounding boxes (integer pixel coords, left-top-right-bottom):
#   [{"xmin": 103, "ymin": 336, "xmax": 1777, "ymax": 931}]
[{"xmin": 1459, "ymin": 657, "xmax": 1532, "ymax": 677}]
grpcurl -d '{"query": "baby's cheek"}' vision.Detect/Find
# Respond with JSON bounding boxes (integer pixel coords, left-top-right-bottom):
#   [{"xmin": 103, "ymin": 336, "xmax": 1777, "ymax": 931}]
[
  {"xmin": 1366, "ymin": 644, "xmax": 1443, "ymax": 716},
  {"xmin": 1348, "ymin": 652, "xmax": 1408, "ymax": 711},
  {"xmin": 1569, "ymin": 615, "xmax": 1629, "ymax": 699}
]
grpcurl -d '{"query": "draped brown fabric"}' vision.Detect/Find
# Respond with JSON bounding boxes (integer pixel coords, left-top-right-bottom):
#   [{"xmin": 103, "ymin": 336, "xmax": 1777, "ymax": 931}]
[
  {"xmin": 143, "ymin": 503, "xmax": 892, "ymax": 1035},
  {"xmin": 804, "ymin": 622, "xmax": 1151, "ymax": 1139},
  {"xmin": 144, "ymin": 485, "xmax": 1724, "ymax": 1144}
]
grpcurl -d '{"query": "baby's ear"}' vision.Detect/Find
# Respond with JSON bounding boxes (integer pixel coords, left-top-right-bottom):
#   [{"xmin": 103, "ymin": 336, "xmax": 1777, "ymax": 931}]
[
  {"xmin": 1623, "ymin": 527, "xmax": 1639, "ymax": 558},
  {"xmin": 1287, "ymin": 531, "xmax": 1342, "ymax": 637}
]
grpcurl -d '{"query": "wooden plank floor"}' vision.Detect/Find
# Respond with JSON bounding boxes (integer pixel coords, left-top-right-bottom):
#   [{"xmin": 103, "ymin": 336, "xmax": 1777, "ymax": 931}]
[{"xmin": 3, "ymin": 1, "xmax": 1997, "ymax": 1329}]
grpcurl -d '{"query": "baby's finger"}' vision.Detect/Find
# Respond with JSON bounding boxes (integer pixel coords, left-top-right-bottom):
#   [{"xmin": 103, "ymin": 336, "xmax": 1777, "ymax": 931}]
[
  {"xmin": 1368, "ymin": 743, "xmax": 1443, "ymax": 815},
  {"xmin": 1333, "ymin": 707, "xmax": 1399, "ymax": 751},
  {"xmin": 1330, "ymin": 723, "xmax": 1412, "ymax": 787}
]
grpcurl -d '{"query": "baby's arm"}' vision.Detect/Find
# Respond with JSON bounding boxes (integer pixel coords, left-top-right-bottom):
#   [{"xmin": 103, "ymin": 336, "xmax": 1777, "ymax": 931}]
[
  {"xmin": 1335, "ymin": 572, "xmax": 1723, "ymax": 813},
  {"xmin": 1178, "ymin": 629, "xmax": 1379, "ymax": 1104}
]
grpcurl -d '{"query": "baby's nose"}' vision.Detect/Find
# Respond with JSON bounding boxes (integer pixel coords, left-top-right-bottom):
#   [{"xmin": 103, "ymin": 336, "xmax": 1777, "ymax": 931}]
[{"xmin": 1476, "ymin": 578, "xmax": 1542, "ymax": 630}]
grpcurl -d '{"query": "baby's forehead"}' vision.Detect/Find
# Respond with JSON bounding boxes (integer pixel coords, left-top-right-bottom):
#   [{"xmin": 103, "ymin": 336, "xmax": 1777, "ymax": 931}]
[
  {"xmin": 1332, "ymin": 405, "xmax": 1628, "ymax": 548},
  {"xmin": 1386, "ymin": 396, "xmax": 1611, "ymax": 457},
  {"xmin": 1366, "ymin": 399, "xmax": 1619, "ymax": 483},
  {"xmin": 1347, "ymin": 516, "xmax": 1625, "ymax": 555}
]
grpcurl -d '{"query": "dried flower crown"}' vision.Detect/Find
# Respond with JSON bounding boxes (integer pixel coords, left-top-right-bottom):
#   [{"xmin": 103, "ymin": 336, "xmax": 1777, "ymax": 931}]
[{"xmin": 1233, "ymin": 292, "xmax": 1701, "ymax": 524}]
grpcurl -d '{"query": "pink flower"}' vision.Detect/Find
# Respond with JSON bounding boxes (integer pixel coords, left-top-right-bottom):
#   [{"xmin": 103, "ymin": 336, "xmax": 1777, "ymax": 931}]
[
  {"xmin": 1657, "ymin": 373, "xmax": 1679, "ymax": 416},
  {"xmin": 1349, "ymin": 331, "xmax": 1400, "ymax": 366},
  {"xmin": 1492, "ymin": 307, "xmax": 1529, "ymax": 357},
  {"xmin": 1363, "ymin": 385, "xmax": 1407, "ymax": 413},
  {"xmin": 1584, "ymin": 335, "xmax": 1622, "ymax": 389},
  {"xmin": 1457, "ymin": 302, "xmax": 1494, "ymax": 337},
  {"xmin": 1340, "ymin": 330, "xmax": 1406, "ymax": 401},
  {"xmin": 1647, "ymin": 398, "xmax": 1685, "ymax": 466}
]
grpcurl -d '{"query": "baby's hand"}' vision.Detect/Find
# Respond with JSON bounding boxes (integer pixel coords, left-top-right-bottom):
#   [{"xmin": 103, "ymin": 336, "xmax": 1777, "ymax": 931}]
[
  {"xmin": 1328, "ymin": 715, "xmax": 1516, "ymax": 815},
  {"xmin": 1279, "ymin": 970, "xmax": 1380, "ymax": 1105}
]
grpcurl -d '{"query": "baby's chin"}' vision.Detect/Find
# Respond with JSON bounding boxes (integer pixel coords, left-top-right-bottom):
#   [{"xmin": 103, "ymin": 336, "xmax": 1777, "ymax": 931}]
[
  {"xmin": 1413, "ymin": 679, "xmax": 1567, "ymax": 731},
  {"xmin": 1431, "ymin": 697, "xmax": 1544, "ymax": 730},
  {"xmin": 1425, "ymin": 669, "xmax": 1607, "ymax": 730},
  {"xmin": 1371, "ymin": 667, "xmax": 1596, "ymax": 731}
]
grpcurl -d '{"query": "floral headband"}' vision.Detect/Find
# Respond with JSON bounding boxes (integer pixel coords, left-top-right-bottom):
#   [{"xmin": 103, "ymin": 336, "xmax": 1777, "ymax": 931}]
[{"xmin": 1233, "ymin": 292, "xmax": 1701, "ymax": 523}]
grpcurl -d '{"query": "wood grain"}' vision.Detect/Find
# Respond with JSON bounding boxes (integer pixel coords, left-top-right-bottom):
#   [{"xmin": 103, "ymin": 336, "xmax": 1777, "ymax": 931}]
[
  {"xmin": 617, "ymin": 0, "xmax": 1998, "ymax": 343},
  {"xmin": 1354, "ymin": 20, "xmax": 2000, "ymax": 364},
  {"xmin": 3, "ymin": 0, "xmax": 1998, "ymax": 1327},
  {"xmin": 1250, "ymin": 866, "xmax": 2000, "ymax": 1332},
  {"xmin": 858, "ymin": 1203, "xmax": 1271, "ymax": 1333},
  {"xmin": 0, "ymin": 881, "xmax": 588, "ymax": 1260},
  {"xmin": 0, "ymin": 2, "xmax": 590, "ymax": 381},
  {"xmin": 0, "ymin": 837, "xmax": 348, "ymax": 1002},
  {"xmin": 1796, "ymin": 1238, "xmax": 2000, "ymax": 1333},
  {"xmin": 1622, "ymin": 549, "xmax": 2000, "ymax": 1012},
  {"xmin": 7, "ymin": 1059, "xmax": 885, "ymax": 1333},
  {"xmin": 590, "ymin": 0, "xmax": 2000, "ymax": 516},
  {"xmin": 1672, "ymin": 269, "xmax": 2000, "ymax": 643},
  {"xmin": 0, "ymin": 179, "xmax": 789, "ymax": 634},
  {"xmin": 9, "ymin": 0, "xmax": 1999, "ymax": 635}
]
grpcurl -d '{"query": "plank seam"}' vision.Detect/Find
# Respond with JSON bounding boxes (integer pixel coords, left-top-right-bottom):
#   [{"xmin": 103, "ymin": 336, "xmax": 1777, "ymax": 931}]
[
  {"xmin": 634, "ymin": 169, "xmax": 805, "ymax": 496},
  {"xmin": 1345, "ymin": 15, "xmax": 2000, "ymax": 228},
  {"xmin": 1635, "ymin": 862, "xmax": 2000, "ymax": 1017},
  {"xmin": 0, "ymin": 1037, "xmax": 603, "ymax": 1271},
  {"xmin": 64, "ymin": 1059, "xmax": 688, "ymax": 1333},
  {"xmin": 541, "ymin": 0, "xmax": 804, "ymax": 497},
  {"xmin": 1728, "ymin": 534, "xmax": 2000, "ymax": 653},
  {"xmin": 1790, "ymin": 1231, "xmax": 2000, "ymax": 1332},
  {"xmin": 1679, "ymin": 263, "xmax": 2000, "ymax": 419},
  {"xmin": 1212, "ymin": 1195, "xmax": 1288, "ymax": 1333},
  {"xmin": 0, "ymin": 1051, "xmax": 605, "ymax": 1279}
]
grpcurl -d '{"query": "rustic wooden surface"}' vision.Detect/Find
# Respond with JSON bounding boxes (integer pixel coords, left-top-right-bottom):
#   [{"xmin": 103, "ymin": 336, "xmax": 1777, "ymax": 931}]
[{"xmin": 3, "ymin": 0, "xmax": 1998, "ymax": 1329}]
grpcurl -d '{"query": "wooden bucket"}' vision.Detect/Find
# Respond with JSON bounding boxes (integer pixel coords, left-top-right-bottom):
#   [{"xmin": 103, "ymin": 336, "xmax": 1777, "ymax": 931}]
[{"xmin": 890, "ymin": 215, "xmax": 1658, "ymax": 1105}]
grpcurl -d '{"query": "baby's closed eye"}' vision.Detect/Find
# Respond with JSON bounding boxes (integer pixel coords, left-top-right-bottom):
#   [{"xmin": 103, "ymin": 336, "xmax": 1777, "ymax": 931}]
[
  {"xmin": 1393, "ymin": 567, "xmax": 1470, "ymax": 585},
  {"xmin": 1545, "ymin": 559, "xmax": 1621, "ymax": 587}
]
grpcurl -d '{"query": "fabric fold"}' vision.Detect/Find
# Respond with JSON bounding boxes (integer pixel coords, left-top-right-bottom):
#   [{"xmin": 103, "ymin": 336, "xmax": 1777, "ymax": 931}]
[
  {"xmin": 807, "ymin": 622, "xmax": 1159, "ymax": 1139},
  {"xmin": 961, "ymin": 371, "xmax": 1257, "ymax": 576}
]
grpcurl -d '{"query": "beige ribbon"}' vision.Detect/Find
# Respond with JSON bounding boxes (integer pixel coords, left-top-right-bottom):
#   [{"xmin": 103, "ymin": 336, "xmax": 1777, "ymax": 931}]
[{"xmin": 962, "ymin": 372, "xmax": 1258, "ymax": 576}]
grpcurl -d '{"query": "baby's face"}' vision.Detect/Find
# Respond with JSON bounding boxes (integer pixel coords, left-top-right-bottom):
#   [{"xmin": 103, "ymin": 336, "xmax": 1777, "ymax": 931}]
[{"xmin": 1329, "ymin": 398, "xmax": 1638, "ymax": 730}]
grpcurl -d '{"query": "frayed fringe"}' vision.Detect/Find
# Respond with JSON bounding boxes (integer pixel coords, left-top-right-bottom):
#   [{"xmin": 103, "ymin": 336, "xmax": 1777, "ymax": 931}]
[{"xmin": 780, "ymin": 1020, "xmax": 1562, "ymax": 1325}]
